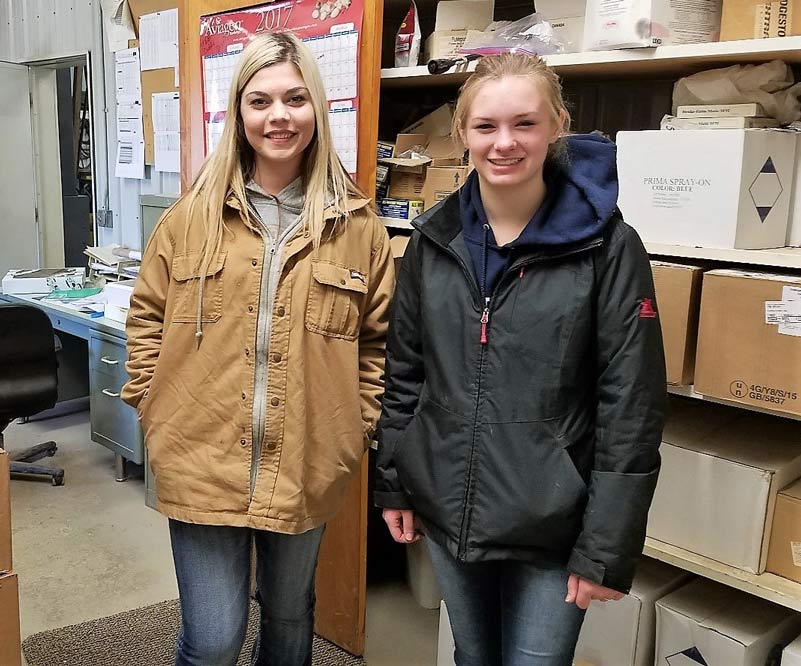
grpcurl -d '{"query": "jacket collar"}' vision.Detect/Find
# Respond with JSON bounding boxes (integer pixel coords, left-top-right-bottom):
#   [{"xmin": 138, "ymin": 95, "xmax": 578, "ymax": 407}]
[{"xmin": 225, "ymin": 192, "xmax": 370, "ymax": 221}]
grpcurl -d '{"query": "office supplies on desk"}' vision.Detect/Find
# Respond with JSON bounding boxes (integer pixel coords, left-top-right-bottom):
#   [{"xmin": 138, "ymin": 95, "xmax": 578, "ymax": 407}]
[{"xmin": 2, "ymin": 268, "xmax": 86, "ymax": 295}]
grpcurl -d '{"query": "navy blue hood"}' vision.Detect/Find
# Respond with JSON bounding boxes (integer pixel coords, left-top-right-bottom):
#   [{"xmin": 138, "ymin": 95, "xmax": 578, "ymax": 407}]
[{"xmin": 460, "ymin": 133, "xmax": 619, "ymax": 296}]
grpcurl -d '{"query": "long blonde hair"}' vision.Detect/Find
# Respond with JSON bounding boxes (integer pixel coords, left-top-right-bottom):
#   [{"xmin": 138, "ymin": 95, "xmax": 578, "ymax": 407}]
[
  {"xmin": 452, "ymin": 53, "xmax": 571, "ymax": 162},
  {"xmin": 178, "ymin": 31, "xmax": 364, "ymax": 285}
]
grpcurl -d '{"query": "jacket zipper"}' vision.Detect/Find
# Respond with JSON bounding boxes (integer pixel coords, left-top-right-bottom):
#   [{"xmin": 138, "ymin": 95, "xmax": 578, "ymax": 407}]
[{"xmin": 248, "ymin": 199, "xmax": 278, "ymax": 500}]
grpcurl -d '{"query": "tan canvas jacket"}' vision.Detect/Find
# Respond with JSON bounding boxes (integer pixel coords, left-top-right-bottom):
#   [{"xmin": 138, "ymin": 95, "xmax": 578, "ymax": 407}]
[{"xmin": 122, "ymin": 193, "xmax": 394, "ymax": 533}]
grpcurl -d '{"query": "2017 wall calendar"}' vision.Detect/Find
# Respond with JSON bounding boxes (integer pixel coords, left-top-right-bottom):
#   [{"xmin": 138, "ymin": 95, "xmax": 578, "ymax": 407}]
[{"xmin": 199, "ymin": 0, "xmax": 363, "ymax": 174}]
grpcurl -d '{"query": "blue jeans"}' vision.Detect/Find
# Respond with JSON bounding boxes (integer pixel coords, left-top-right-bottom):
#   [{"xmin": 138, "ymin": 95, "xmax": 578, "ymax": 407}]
[
  {"xmin": 169, "ymin": 519, "xmax": 325, "ymax": 666},
  {"xmin": 427, "ymin": 538, "xmax": 585, "ymax": 666}
]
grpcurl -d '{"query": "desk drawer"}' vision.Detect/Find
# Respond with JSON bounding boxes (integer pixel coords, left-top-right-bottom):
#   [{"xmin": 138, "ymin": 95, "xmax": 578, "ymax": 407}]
[
  {"xmin": 89, "ymin": 332, "xmax": 128, "ymax": 384},
  {"xmin": 47, "ymin": 311, "xmax": 89, "ymax": 340},
  {"xmin": 89, "ymin": 370, "xmax": 143, "ymax": 465}
]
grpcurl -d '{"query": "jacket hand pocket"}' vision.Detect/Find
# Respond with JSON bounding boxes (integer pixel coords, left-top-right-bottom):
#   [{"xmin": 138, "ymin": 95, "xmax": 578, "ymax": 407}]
[
  {"xmin": 305, "ymin": 259, "xmax": 368, "ymax": 340},
  {"xmin": 170, "ymin": 251, "xmax": 227, "ymax": 324}
]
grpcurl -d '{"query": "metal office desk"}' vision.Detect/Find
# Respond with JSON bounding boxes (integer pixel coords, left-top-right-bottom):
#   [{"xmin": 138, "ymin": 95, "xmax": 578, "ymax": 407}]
[{"xmin": 0, "ymin": 292, "xmax": 150, "ymax": 497}]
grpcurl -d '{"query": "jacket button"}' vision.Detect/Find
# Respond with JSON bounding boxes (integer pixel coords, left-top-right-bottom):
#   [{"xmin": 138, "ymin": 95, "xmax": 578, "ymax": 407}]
[
  {"xmin": 242, "ymin": 392, "xmax": 247, "ymax": 400},
  {"xmin": 252, "ymin": 259, "xmax": 258, "ymax": 267},
  {"xmin": 272, "ymin": 353, "xmax": 282, "ymax": 363},
  {"xmin": 277, "ymin": 306, "xmax": 285, "ymax": 317},
  {"xmin": 270, "ymin": 397, "xmax": 279, "ymax": 406},
  {"xmin": 245, "ymin": 349, "xmax": 250, "ymax": 357},
  {"xmin": 248, "ymin": 305, "xmax": 254, "ymax": 312},
  {"xmin": 266, "ymin": 443, "xmax": 277, "ymax": 451},
  {"xmin": 340, "ymin": 279, "xmax": 346, "ymax": 285},
  {"xmin": 240, "ymin": 439, "xmax": 247, "ymax": 447}
]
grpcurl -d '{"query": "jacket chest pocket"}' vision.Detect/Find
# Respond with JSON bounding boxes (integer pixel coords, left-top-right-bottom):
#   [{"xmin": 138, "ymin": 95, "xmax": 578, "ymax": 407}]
[
  {"xmin": 305, "ymin": 259, "xmax": 368, "ymax": 340},
  {"xmin": 170, "ymin": 251, "xmax": 227, "ymax": 324}
]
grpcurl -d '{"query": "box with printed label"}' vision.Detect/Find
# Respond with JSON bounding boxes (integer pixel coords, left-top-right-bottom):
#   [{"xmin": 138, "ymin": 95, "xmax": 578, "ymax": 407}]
[
  {"xmin": 535, "ymin": 0, "xmax": 586, "ymax": 51},
  {"xmin": 0, "ymin": 572, "xmax": 21, "ymax": 666},
  {"xmin": 655, "ymin": 578, "xmax": 801, "ymax": 666},
  {"xmin": 424, "ymin": 29, "xmax": 483, "ymax": 61},
  {"xmin": 574, "ymin": 558, "xmax": 692, "ymax": 666},
  {"xmin": 423, "ymin": 167, "xmax": 469, "ymax": 211},
  {"xmin": 388, "ymin": 170, "xmax": 427, "ymax": 200},
  {"xmin": 2, "ymin": 267, "xmax": 86, "ymax": 295},
  {"xmin": 378, "ymin": 198, "xmax": 424, "ymax": 220},
  {"xmin": 377, "ymin": 140, "xmax": 395, "ymax": 160},
  {"xmin": 584, "ymin": 0, "xmax": 722, "ymax": 49},
  {"xmin": 721, "ymin": 0, "xmax": 801, "ymax": 39},
  {"xmin": 0, "ymin": 451, "xmax": 10, "ymax": 574},
  {"xmin": 617, "ymin": 129, "xmax": 797, "ymax": 249},
  {"xmin": 767, "ymin": 478, "xmax": 801, "ymax": 584},
  {"xmin": 647, "ymin": 398, "xmax": 801, "ymax": 572},
  {"xmin": 694, "ymin": 269, "xmax": 801, "ymax": 417},
  {"xmin": 650, "ymin": 262, "xmax": 704, "ymax": 386}
]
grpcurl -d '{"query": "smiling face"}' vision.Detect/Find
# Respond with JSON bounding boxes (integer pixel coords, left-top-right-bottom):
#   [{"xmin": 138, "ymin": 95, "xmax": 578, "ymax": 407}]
[
  {"xmin": 239, "ymin": 61, "xmax": 316, "ymax": 183},
  {"xmin": 460, "ymin": 75, "xmax": 562, "ymax": 190}
]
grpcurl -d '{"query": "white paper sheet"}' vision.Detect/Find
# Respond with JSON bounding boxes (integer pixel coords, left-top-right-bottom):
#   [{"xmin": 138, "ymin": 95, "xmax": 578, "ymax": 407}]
[
  {"xmin": 115, "ymin": 48, "xmax": 142, "ymax": 104},
  {"xmin": 100, "ymin": 0, "xmax": 136, "ymax": 53},
  {"xmin": 115, "ymin": 140, "xmax": 145, "ymax": 179},
  {"xmin": 152, "ymin": 92, "xmax": 180, "ymax": 133},
  {"xmin": 154, "ymin": 132, "xmax": 180, "ymax": 173},
  {"xmin": 140, "ymin": 9, "xmax": 179, "ymax": 71}
]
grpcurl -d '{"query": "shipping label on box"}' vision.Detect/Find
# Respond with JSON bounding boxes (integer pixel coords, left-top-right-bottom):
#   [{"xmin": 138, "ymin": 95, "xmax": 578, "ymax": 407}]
[
  {"xmin": 694, "ymin": 270, "xmax": 801, "ymax": 417},
  {"xmin": 656, "ymin": 578, "xmax": 801, "ymax": 666},
  {"xmin": 0, "ymin": 572, "xmax": 21, "ymax": 666},
  {"xmin": 617, "ymin": 129, "xmax": 796, "ymax": 249},
  {"xmin": 650, "ymin": 262, "xmax": 704, "ymax": 386},
  {"xmin": 647, "ymin": 398, "xmax": 801, "ymax": 572},
  {"xmin": 721, "ymin": 0, "xmax": 801, "ymax": 39},
  {"xmin": 424, "ymin": 29, "xmax": 483, "ymax": 61},
  {"xmin": 0, "ymin": 452, "xmax": 10, "ymax": 574}
]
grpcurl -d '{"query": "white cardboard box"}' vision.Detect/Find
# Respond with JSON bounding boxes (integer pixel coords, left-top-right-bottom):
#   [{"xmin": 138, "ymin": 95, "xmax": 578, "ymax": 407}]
[
  {"xmin": 617, "ymin": 129, "xmax": 797, "ymax": 250},
  {"xmin": 788, "ymin": 133, "xmax": 801, "ymax": 247},
  {"xmin": 647, "ymin": 399, "xmax": 801, "ymax": 573},
  {"xmin": 574, "ymin": 558, "xmax": 693, "ymax": 666},
  {"xmin": 584, "ymin": 0, "xmax": 722, "ymax": 49},
  {"xmin": 433, "ymin": 0, "xmax": 494, "ymax": 31},
  {"xmin": 656, "ymin": 578, "xmax": 801, "ymax": 666},
  {"xmin": 104, "ymin": 279, "xmax": 135, "ymax": 310},
  {"xmin": 783, "ymin": 635, "xmax": 801, "ymax": 666},
  {"xmin": 1, "ymin": 267, "xmax": 86, "ymax": 295}
]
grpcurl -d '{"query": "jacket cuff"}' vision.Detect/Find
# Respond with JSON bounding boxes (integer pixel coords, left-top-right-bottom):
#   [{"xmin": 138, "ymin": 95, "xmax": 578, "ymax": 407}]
[
  {"xmin": 567, "ymin": 549, "xmax": 607, "ymax": 587},
  {"xmin": 374, "ymin": 490, "xmax": 411, "ymax": 510}
]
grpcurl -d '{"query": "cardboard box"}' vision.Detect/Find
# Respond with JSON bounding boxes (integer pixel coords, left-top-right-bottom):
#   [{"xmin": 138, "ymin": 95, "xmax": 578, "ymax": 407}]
[
  {"xmin": 535, "ymin": 0, "xmax": 586, "ymax": 51},
  {"xmin": 650, "ymin": 262, "xmax": 704, "ymax": 386},
  {"xmin": 0, "ymin": 572, "xmax": 21, "ymax": 666},
  {"xmin": 721, "ymin": 0, "xmax": 801, "ymax": 39},
  {"xmin": 767, "ymin": 478, "xmax": 801, "ymax": 583},
  {"xmin": 584, "ymin": 0, "xmax": 722, "ymax": 49},
  {"xmin": 647, "ymin": 398, "xmax": 801, "ymax": 572},
  {"xmin": 783, "ymin": 634, "xmax": 801, "ymax": 666},
  {"xmin": 424, "ymin": 29, "xmax": 483, "ymax": 61},
  {"xmin": 377, "ymin": 140, "xmax": 395, "ymax": 160},
  {"xmin": 660, "ymin": 115, "xmax": 780, "ymax": 130},
  {"xmin": 2, "ymin": 267, "xmax": 86, "ymax": 295},
  {"xmin": 694, "ymin": 269, "xmax": 801, "ymax": 418},
  {"xmin": 104, "ymin": 279, "xmax": 136, "ymax": 310},
  {"xmin": 389, "ymin": 170, "xmax": 427, "ymax": 200},
  {"xmin": 617, "ymin": 129, "xmax": 797, "ymax": 249},
  {"xmin": 788, "ymin": 133, "xmax": 801, "ymax": 247},
  {"xmin": 655, "ymin": 578, "xmax": 801, "ymax": 666},
  {"xmin": 423, "ymin": 167, "xmax": 470, "ymax": 210},
  {"xmin": 433, "ymin": 0, "xmax": 494, "ymax": 31},
  {"xmin": 402, "ymin": 104, "xmax": 454, "ymax": 138},
  {"xmin": 0, "ymin": 451, "xmax": 10, "ymax": 575},
  {"xmin": 574, "ymin": 558, "xmax": 692, "ymax": 666},
  {"xmin": 378, "ymin": 199, "xmax": 424, "ymax": 220},
  {"xmin": 390, "ymin": 235, "xmax": 410, "ymax": 275}
]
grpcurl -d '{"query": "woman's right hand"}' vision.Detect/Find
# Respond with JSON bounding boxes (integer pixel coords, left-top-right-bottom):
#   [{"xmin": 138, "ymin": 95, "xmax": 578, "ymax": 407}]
[{"xmin": 382, "ymin": 509, "xmax": 423, "ymax": 544}]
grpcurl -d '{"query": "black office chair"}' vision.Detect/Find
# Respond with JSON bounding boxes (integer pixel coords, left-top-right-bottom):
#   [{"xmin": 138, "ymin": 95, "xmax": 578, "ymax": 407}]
[{"xmin": 0, "ymin": 304, "xmax": 64, "ymax": 486}]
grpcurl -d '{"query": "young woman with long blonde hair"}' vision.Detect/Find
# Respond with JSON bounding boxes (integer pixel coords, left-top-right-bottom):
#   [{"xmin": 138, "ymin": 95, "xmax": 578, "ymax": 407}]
[
  {"xmin": 377, "ymin": 53, "xmax": 666, "ymax": 666},
  {"xmin": 123, "ymin": 31, "xmax": 394, "ymax": 666}
]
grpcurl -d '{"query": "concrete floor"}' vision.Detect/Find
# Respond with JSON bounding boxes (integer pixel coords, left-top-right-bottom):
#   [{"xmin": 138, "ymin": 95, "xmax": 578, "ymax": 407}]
[{"xmin": 5, "ymin": 412, "xmax": 439, "ymax": 666}]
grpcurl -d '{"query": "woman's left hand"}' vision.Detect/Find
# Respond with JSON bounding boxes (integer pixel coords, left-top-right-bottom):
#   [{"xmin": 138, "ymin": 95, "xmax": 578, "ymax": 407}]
[{"xmin": 565, "ymin": 574, "xmax": 624, "ymax": 609}]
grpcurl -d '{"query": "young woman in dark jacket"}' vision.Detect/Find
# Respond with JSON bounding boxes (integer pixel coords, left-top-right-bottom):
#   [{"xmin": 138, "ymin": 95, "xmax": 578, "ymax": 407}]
[{"xmin": 376, "ymin": 54, "xmax": 667, "ymax": 666}]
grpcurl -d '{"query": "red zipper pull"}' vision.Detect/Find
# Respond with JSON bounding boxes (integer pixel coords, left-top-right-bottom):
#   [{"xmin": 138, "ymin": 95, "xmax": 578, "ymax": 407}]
[{"xmin": 480, "ymin": 308, "xmax": 489, "ymax": 345}]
